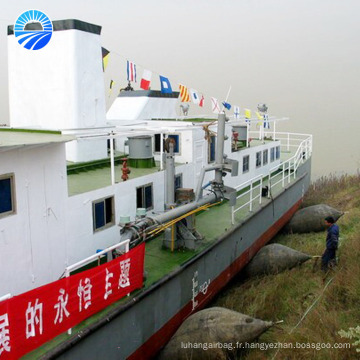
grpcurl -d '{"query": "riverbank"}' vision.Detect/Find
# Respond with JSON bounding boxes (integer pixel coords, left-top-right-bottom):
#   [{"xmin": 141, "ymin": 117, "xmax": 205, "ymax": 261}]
[{"xmin": 212, "ymin": 174, "xmax": 360, "ymax": 359}]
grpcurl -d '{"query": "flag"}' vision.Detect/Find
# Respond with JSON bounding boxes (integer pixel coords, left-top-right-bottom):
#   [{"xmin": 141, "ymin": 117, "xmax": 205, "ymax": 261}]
[
  {"xmin": 234, "ymin": 106, "xmax": 240, "ymax": 119},
  {"xmin": 159, "ymin": 75, "xmax": 172, "ymax": 93},
  {"xmin": 222, "ymin": 101, "xmax": 231, "ymax": 110},
  {"xmin": 140, "ymin": 69, "xmax": 152, "ymax": 90},
  {"xmin": 245, "ymin": 108, "xmax": 252, "ymax": 122},
  {"xmin": 179, "ymin": 84, "xmax": 190, "ymax": 102},
  {"xmin": 190, "ymin": 89, "xmax": 200, "ymax": 104},
  {"xmin": 109, "ymin": 80, "xmax": 115, "ymax": 96},
  {"xmin": 199, "ymin": 94, "xmax": 205, "ymax": 107},
  {"xmin": 256, "ymin": 111, "xmax": 263, "ymax": 126},
  {"xmin": 127, "ymin": 61, "xmax": 137, "ymax": 82},
  {"xmin": 264, "ymin": 113, "xmax": 270, "ymax": 129},
  {"xmin": 211, "ymin": 97, "xmax": 221, "ymax": 114},
  {"xmin": 102, "ymin": 47, "xmax": 110, "ymax": 72}
]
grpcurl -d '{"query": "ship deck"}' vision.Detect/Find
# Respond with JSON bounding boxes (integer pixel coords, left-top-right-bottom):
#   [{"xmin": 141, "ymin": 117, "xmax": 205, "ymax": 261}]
[
  {"xmin": 66, "ymin": 138, "xmax": 291, "ymax": 196},
  {"xmin": 24, "ymin": 144, "xmax": 302, "ymax": 359}
]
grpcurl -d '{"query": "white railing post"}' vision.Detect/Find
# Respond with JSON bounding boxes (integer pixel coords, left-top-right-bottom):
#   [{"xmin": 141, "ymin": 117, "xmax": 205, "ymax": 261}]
[
  {"xmin": 110, "ymin": 135, "xmax": 115, "ymax": 186},
  {"xmin": 282, "ymin": 163, "xmax": 285, "ymax": 187},
  {"xmin": 287, "ymin": 133, "xmax": 290, "ymax": 151},
  {"xmin": 288, "ymin": 160, "xmax": 291, "ymax": 183},
  {"xmin": 246, "ymin": 123, "xmax": 250, "ymax": 147},
  {"xmin": 160, "ymin": 133, "xmax": 164, "ymax": 171},
  {"xmin": 306, "ymin": 139, "xmax": 309, "ymax": 159},
  {"xmin": 273, "ymin": 121, "xmax": 276, "ymax": 141},
  {"xmin": 301, "ymin": 143, "xmax": 304, "ymax": 163},
  {"xmin": 259, "ymin": 177, "xmax": 263, "ymax": 205},
  {"xmin": 231, "ymin": 205, "xmax": 235, "ymax": 225}
]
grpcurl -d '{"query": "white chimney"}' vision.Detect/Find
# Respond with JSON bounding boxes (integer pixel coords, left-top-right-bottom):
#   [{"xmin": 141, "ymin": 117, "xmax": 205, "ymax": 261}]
[{"xmin": 7, "ymin": 19, "xmax": 107, "ymax": 162}]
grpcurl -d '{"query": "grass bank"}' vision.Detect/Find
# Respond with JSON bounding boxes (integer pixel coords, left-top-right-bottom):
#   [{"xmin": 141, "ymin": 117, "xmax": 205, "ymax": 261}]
[{"xmin": 212, "ymin": 174, "xmax": 360, "ymax": 359}]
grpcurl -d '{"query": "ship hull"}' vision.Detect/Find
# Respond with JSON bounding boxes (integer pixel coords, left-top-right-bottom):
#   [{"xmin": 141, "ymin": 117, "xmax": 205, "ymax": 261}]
[{"xmin": 44, "ymin": 160, "xmax": 311, "ymax": 360}]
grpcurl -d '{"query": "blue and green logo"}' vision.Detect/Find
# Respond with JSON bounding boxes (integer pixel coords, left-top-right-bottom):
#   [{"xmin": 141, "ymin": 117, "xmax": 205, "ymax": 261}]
[{"xmin": 14, "ymin": 10, "xmax": 52, "ymax": 50}]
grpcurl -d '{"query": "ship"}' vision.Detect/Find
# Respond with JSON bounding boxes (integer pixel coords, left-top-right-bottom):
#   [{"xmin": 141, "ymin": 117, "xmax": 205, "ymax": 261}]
[{"xmin": 0, "ymin": 19, "xmax": 312, "ymax": 360}]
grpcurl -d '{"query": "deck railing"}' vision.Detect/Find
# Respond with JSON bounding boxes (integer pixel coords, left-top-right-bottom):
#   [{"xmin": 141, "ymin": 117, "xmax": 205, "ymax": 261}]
[
  {"xmin": 231, "ymin": 132, "xmax": 312, "ymax": 224},
  {"xmin": 231, "ymin": 174, "xmax": 263, "ymax": 225},
  {"xmin": 63, "ymin": 239, "xmax": 130, "ymax": 278}
]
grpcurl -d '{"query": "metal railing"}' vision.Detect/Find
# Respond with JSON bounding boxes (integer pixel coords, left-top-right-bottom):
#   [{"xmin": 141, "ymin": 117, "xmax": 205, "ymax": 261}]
[
  {"xmin": 268, "ymin": 134, "xmax": 312, "ymax": 190},
  {"xmin": 63, "ymin": 239, "xmax": 130, "ymax": 278},
  {"xmin": 231, "ymin": 132, "xmax": 312, "ymax": 225},
  {"xmin": 0, "ymin": 293, "xmax": 11, "ymax": 302},
  {"xmin": 63, "ymin": 239, "xmax": 130, "ymax": 334},
  {"xmin": 231, "ymin": 174, "xmax": 263, "ymax": 224}
]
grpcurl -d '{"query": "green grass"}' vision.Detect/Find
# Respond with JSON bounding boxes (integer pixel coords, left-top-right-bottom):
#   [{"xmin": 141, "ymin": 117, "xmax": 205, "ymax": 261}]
[{"xmin": 212, "ymin": 174, "xmax": 360, "ymax": 359}]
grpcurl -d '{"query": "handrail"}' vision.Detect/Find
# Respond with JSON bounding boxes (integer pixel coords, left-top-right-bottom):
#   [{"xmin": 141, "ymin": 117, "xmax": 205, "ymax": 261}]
[
  {"xmin": 64, "ymin": 239, "xmax": 130, "ymax": 278},
  {"xmin": 231, "ymin": 174, "xmax": 263, "ymax": 224},
  {"xmin": 0, "ymin": 293, "xmax": 11, "ymax": 302},
  {"xmin": 63, "ymin": 238, "xmax": 131, "ymax": 335},
  {"xmin": 231, "ymin": 132, "xmax": 312, "ymax": 225}
]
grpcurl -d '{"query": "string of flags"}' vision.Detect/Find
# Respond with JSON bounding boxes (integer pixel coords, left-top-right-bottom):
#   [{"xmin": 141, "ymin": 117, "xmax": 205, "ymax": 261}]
[{"xmin": 101, "ymin": 47, "xmax": 271, "ymax": 127}]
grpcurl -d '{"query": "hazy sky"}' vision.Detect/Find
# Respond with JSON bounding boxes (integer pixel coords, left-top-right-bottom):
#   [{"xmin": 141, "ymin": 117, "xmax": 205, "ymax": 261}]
[{"xmin": 1, "ymin": 0, "xmax": 359, "ymax": 177}]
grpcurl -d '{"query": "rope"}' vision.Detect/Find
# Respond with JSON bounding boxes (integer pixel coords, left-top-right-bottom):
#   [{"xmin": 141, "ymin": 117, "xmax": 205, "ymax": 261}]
[
  {"xmin": 270, "ymin": 274, "xmax": 336, "ymax": 360},
  {"xmin": 202, "ymin": 122, "xmax": 217, "ymax": 141}
]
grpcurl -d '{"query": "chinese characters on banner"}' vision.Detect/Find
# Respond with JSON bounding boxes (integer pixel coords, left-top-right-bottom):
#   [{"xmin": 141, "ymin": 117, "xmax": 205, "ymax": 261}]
[{"xmin": 0, "ymin": 243, "xmax": 145, "ymax": 360}]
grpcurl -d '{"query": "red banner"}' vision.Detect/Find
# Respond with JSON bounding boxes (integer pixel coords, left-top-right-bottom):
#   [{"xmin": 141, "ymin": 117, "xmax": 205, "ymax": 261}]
[{"xmin": 0, "ymin": 243, "xmax": 145, "ymax": 359}]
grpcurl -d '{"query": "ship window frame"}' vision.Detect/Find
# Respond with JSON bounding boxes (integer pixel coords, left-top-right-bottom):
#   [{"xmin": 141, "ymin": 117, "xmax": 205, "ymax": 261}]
[
  {"xmin": 242, "ymin": 155, "xmax": 250, "ymax": 173},
  {"xmin": 154, "ymin": 134, "xmax": 181, "ymax": 155},
  {"xmin": 270, "ymin": 147, "xmax": 275, "ymax": 162},
  {"xmin": 0, "ymin": 173, "xmax": 16, "ymax": 219},
  {"xmin": 92, "ymin": 196, "xmax": 115, "ymax": 232},
  {"xmin": 167, "ymin": 134, "xmax": 181, "ymax": 154},
  {"xmin": 276, "ymin": 145, "xmax": 281, "ymax": 160},
  {"xmin": 263, "ymin": 149, "xmax": 268, "ymax": 165},
  {"xmin": 154, "ymin": 134, "xmax": 162, "ymax": 153},
  {"xmin": 136, "ymin": 183, "xmax": 154, "ymax": 211},
  {"xmin": 256, "ymin": 151, "xmax": 262, "ymax": 168}
]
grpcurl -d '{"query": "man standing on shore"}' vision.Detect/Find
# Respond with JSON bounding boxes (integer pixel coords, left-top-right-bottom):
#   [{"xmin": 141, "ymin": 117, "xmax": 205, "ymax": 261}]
[{"xmin": 321, "ymin": 216, "xmax": 339, "ymax": 272}]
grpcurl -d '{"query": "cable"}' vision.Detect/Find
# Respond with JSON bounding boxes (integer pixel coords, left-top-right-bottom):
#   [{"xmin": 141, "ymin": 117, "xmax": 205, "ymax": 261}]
[{"xmin": 270, "ymin": 274, "xmax": 336, "ymax": 360}]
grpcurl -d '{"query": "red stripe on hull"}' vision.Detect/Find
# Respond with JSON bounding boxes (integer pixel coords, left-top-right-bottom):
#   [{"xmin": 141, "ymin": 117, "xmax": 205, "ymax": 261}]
[{"xmin": 129, "ymin": 199, "xmax": 302, "ymax": 360}]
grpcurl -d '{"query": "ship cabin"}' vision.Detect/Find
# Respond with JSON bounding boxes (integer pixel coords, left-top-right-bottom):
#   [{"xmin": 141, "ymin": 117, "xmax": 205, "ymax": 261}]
[{"xmin": 0, "ymin": 118, "xmax": 311, "ymax": 297}]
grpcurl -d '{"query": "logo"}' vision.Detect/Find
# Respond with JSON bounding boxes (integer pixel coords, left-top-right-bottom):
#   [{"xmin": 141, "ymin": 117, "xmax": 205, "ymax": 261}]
[{"xmin": 14, "ymin": 10, "xmax": 52, "ymax": 50}]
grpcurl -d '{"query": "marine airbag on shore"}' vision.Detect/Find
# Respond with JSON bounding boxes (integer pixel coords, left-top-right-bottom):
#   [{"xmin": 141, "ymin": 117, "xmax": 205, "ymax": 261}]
[
  {"xmin": 244, "ymin": 243, "xmax": 311, "ymax": 277},
  {"xmin": 158, "ymin": 307, "xmax": 272, "ymax": 360},
  {"xmin": 284, "ymin": 204, "xmax": 343, "ymax": 234}
]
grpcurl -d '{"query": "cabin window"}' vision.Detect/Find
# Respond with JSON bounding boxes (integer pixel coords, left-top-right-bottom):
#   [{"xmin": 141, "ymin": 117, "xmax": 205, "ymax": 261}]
[
  {"xmin": 137, "ymin": 183, "xmax": 153, "ymax": 210},
  {"xmin": 208, "ymin": 135, "xmax": 216, "ymax": 163},
  {"xmin": 175, "ymin": 174, "xmax": 183, "ymax": 190},
  {"xmin": 243, "ymin": 155, "xmax": 249, "ymax": 173},
  {"xmin": 270, "ymin": 148, "xmax": 275, "ymax": 162},
  {"xmin": 154, "ymin": 134, "xmax": 161, "ymax": 152},
  {"xmin": 276, "ymin": 145, "xmax": 281, "ymax": 160},
  {"xmin": 155, "ymin": 134, "xmax": 180, "ymax": 154},
  {"xmin": 263, "ymin": 149, "xmax": 268, "ymax": 165},
  {"xmin": 167, "ymin": 134, "xmax": 180, "ymax": 154},
  {"xmin": 256, "ymin": 151, "xmax": 262, "ymax": 168},
  {"xmin": 93, "ymin": 196, "xmax": 114, "ymax": 231},
  {"xmin": 0, "ymin": 174, "xmax": 16, "ymax": 218}
]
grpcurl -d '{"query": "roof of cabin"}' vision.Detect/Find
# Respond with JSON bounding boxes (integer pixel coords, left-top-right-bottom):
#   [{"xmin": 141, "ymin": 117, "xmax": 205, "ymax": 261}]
[{"xmin": 0, "ymin": 128, "xmax": 75, "ymax": 150}]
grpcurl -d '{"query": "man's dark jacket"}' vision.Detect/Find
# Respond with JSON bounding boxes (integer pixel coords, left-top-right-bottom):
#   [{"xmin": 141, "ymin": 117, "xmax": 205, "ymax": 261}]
[{"xmin": 326, "ymin": 224, "xmax": 339, "ymax": 250}]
